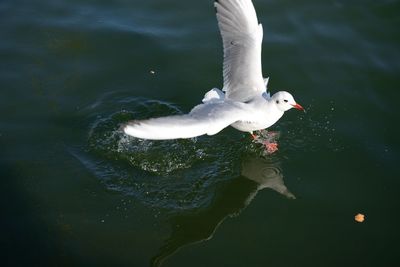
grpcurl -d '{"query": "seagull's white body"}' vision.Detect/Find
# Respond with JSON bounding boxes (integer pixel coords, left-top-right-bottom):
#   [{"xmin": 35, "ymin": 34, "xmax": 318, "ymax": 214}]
[{"xmin": 124, "ymin": 0, "xmax": 303, "ymax": 140}]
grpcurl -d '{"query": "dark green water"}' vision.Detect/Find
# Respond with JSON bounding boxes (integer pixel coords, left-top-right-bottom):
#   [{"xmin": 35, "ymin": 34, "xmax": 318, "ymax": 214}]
[{"xmin": 1, "ymin": 0, "xmax": 399, "ymax": 266}]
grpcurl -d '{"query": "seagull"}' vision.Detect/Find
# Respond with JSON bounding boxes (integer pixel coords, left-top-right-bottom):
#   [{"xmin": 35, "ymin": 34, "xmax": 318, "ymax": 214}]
[{"xmin": 123, "ymin": 0, "xmax": 304, "ymax": 142}]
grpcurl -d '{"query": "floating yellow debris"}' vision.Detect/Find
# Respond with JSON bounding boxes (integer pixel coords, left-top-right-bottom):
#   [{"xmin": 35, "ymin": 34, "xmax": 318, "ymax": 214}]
[{"xmin": 355, "ymin": 213, "xmax": 365, "ymax": 223}]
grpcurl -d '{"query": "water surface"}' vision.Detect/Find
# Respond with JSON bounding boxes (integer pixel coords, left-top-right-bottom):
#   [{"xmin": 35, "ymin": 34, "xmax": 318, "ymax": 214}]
[{"xmin": 1, "ymin": 0, "xmax": 399, "ymax": 266}]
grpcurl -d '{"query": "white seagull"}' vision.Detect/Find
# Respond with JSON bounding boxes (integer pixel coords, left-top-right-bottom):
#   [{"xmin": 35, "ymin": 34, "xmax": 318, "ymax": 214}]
[{"xmin": 124, "ymin": 0, "xmax": 304, "ymax": 141}]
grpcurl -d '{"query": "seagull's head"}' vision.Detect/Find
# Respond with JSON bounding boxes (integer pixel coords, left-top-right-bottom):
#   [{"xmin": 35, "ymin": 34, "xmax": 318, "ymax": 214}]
[{"xmin": 271, "ymin": 91, "xmax": 304, "ymax": 112}]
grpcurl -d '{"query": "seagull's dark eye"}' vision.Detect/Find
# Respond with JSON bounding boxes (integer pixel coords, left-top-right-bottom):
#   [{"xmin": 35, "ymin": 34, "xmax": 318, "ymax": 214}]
[
  {"xmin": 284, "ymin": 99, "xmax": 288, "ymax": 103},
  {"xmin": 276, "ymin": 100, "xmax": 279, "ymax": 104}
]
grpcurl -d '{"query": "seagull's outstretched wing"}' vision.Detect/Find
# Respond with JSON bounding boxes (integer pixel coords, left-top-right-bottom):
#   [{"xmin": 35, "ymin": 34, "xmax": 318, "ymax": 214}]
[
  {"xmin": 123, "ymin": 101, "xmax": 247, "ymax": 140},
  {"xmin": 215, "ymin": 0, "xmax": 265, "ymax": 102}
]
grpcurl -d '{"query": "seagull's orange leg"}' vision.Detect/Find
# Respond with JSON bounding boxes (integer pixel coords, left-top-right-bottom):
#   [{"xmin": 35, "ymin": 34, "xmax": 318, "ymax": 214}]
[{"xmin": 250, "ymin": 130, "xmax": 279, "ymax": 154}]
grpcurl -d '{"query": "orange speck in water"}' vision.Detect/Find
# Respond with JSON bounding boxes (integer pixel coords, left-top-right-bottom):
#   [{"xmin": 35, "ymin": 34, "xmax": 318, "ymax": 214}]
[{"xmin": 355, "ymin": 213, "xmax": 365, "ymax": 223}]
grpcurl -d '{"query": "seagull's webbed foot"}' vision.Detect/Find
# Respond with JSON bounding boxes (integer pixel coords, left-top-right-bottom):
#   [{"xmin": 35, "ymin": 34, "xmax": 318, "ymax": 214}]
[{"xmin": 250, "ymin": 130, "xmax": 280, "ymax": 155}]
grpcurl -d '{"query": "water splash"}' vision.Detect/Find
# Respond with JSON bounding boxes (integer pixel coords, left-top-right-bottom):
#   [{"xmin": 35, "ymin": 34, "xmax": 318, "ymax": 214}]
[
  {"xmin": 275, "ymin": 101, "xmax": 345, "ymax": 153},
  {"xmin": 80, "ymin": 96, "xmax": 251, "ymax": 213}
]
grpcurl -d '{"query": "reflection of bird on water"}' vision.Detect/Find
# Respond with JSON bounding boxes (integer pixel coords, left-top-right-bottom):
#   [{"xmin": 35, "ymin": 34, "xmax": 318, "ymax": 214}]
[
  {"xmin": 150, "ymin": 155, "xmax": 295, "ymax": 267},
  {"xmin": 241, "ymin": 156, "xmax": 296, "ymax": 201}
]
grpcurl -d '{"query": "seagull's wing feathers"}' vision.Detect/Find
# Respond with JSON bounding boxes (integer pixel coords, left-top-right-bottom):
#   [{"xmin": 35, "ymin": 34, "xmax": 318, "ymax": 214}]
[
  {"xmin": 215, "ymin": 0, "xmax": 265, "ymax": 102},
  {"xmin": 123, "ymin": 101, "xmax": 247, "ymax": 140}
]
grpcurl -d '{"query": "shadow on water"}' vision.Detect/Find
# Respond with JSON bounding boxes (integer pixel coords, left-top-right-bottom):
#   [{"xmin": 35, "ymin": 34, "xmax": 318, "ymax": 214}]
[{"xmin": 150, "ymin": 154, "xmax": 295, "ymax": 267}]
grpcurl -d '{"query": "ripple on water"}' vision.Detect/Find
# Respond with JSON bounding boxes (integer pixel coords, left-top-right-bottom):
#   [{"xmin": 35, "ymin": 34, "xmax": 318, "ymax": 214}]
[
  {"xmin": 82, "ymin": 97, "xmax": 248, "ymax": 212},
  {"xmin": 88, "ymin": 113, "xmax": 204, "ymax": 175},
  {"xmin": 87, "ymin": 99, "xmax": 219, "ymax": 175}
]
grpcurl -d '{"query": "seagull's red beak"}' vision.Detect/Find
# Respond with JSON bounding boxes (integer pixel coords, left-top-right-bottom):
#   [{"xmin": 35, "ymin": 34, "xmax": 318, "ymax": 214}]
[{"xmin": 292, "ymin": 103, "xmax": 304, "ymax": 111}]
